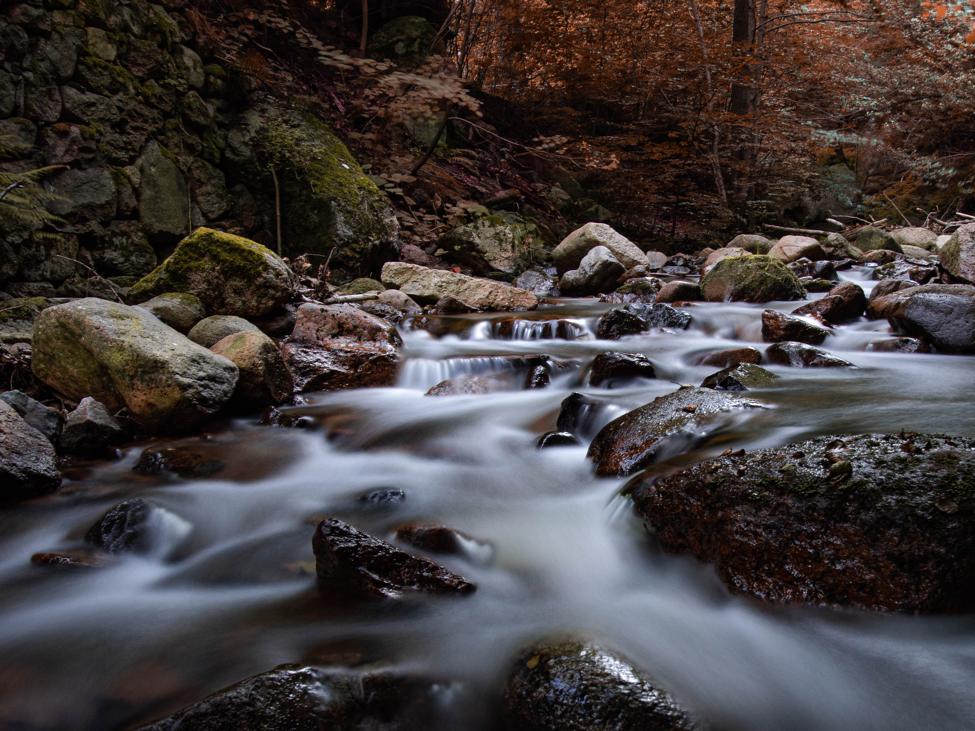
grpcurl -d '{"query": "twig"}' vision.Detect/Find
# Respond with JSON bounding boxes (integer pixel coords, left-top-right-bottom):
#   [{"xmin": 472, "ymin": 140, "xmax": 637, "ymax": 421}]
[
  {"xmin": 882, "ymin": 192, "xmax": 911, "ymax": 226},
  {"xmin": 319, "ymin": 293, "xmax": 380, "ymax": 305},
  {"xmin": 763, "ymin": 224, "xmax": 833, "ymax": 236},
  {"xmin": 53, "ymin": 255, "xmax": 124, "ymax": 303}
]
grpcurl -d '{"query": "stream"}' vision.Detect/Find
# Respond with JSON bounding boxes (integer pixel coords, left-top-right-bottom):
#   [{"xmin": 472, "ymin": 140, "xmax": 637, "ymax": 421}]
[{"xmin": 1, "ymin": 266, "xmax": 974, "ymax": 730}]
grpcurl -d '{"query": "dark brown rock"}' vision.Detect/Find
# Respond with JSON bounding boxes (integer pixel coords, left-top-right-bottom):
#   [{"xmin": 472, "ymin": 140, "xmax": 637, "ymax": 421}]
[
  {"xmin": 503, "ymin": 639, "xmax": 702, "ymax": 731},
  {"xmin": 761, "ymin": 309, "xmax": 831, "ymax": 344},
  {"xmin": 0, "ymin": 400, "xmax": 61, "ymax": 501},
  {"xmin": 587, "ymin": 387, "xmax": 763, "ymax": 476},
  {"xmin": 313, "ymin": 518, "xmax": 476, "ymax": 599},
  {"xmin": 134, "ymin": 447, "xmax": 225, "ymax": 479},
  {"xmin": 632, "ymin": 433, "xmax": 975, "ymax": 612},
  {"xmin": 791, "ymin": 282, "xmax": 866, "ymax": 324},
  {"xmin": 697, "ymin": 347, "xmax": 762, "ymax": 369},
  {"xmin": 765, "ymin": 342, "xmax": 852, "ymax": 368},
  {"xmin": 655, "ymin": 280, "xmax": 702, "ymax": 303},
  {"xmin": 701, "ymin": 363, "xmax": 778, "ymax": 391},
  {"xmin": 59, "ymin": 396, "xmax": 123, "ymax": 457},
  {"xmin": 596, "ymin": 304, "xmax": 691, "ymax": 339},
  {"xmin": 537, "ymin": 431, "xmax": 580, "ymax": 448},
  {"xmin": 589, "ymin": 352, "xmax": 656, "ymax": 387}
]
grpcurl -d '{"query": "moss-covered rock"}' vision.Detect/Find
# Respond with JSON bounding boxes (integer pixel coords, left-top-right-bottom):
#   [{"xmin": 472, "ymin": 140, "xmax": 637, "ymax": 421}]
[
  {"xmin": 129, "ymin": 228, "xmax": 296, "ymax": 317},
  {"xmin": 442, "ymin": 212, "xmax": 542, "ymax": 276},
  {"xmin": 633, "ymin": 433, "xmax": 975, "ymax": 612},
  {"xmin": 368, "ymin": 16, "xmax": 441, "ymax": 66},
  {"xmin": 700, "ymin": 255, "xmax": 805, "ymax": 303},
  {"xmin": 336, "ymin": 278, "xmax": 385, "ymax": 295},
  {"xmin": 32, "ymin": 298, "xmax": 238, "ymax": 432},
  {"xmin": 856, "ymin": 226, "xmax": 902, "ymax": 253}
]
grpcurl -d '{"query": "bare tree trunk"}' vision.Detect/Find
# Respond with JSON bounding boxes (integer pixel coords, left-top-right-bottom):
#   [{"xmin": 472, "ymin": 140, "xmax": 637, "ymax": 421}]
[
  {"xmin": 359, "ymin": 0, "xmax": 369, "ymax": 54},
  {"xmin": 688, "ymin": 0, "xmax": 728, "ymax": 206},
  {"xmin": 270, "ymin": 166, "xmax": 282, "ymax": 255}
]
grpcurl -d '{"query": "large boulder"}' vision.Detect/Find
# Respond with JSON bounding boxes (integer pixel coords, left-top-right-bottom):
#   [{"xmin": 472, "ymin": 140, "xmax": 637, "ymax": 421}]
[
  {"xmin": 282, "ymin": 303, "xmax": 400, "ymax": 392},
  {"xmin": 768, "ymin": 236, "xmax": 825, "ymax": 264},
  {"xmin": 890, "ymin": 227, "xmax": 938, "ymax": 252},
  {"xmin": 552, "ymin": 223, "xmax": 649, "ymax": 274},
  {"xmin": 559, "ymin": 246, "xmax": 625, "ymax": 296},
  {"xmin": 442, "ymin": 213, "xmax": 540, "ymax": 275},
  {"xmin": 227, "ymin": 106, "xmax": 398, "ymax": 273},
  {"xmin": 868, "ymin": 283, "xmax": 975, "ymax": 353},
  {"xmin": 700, "ymin": 255, "xmax": 805, "ymax": 303},
  {"xmin": 32, "ymin": 299, "xmax": 238, "ymax": 431},
  {"xmin": 587, "ymin": 387, "xmax": 763, "ymax": 476},
  {"xmin": 632, "ymin": 433, "xmax": 975, "ymax": 612},
  {"xmin": 142, "ymin": 664, "xmax": 464, "ymax": 730},
  {"xmin": 0, "ymin": 400, "xmax": 61, "ymax": 502},
  {"xmin": 211, "ymin": 330, "xmax": 293, "ymax": 407},
  {"xmin": 940, "ymin": 222, "xmax": 975, "ymax": 284},
  {"xmin": 129, "ymin": 228, "xmax": 295, "ymax": 318},
  {"xmin": 503, "ymin": 639, "xmax": 701, "ymax": 731},
  {"xmin": 381, "ymin": 262, "xmax": 538, "ymax": 311}
]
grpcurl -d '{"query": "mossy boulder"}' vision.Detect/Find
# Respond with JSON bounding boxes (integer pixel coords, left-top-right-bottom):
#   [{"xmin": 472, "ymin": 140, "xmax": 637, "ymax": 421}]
[
  {"xmin": 633, "ymin": 433, "xmax": 975, "ymax": 612},
  {"xmin": 32, "ymin": 298, "xmax": 238, "ymax": 432},
  {"xmin": 442, "ymin": 212, "xmax": 542, "ymax": 276},
  {"xmin": 230, "ymin": 106, "xmax": 398, "ymax": 274},
  {"xmin": 129, "ymin": 228, "xmax": 295, "ymax": 317},
  {"xmin": 368, "ymin": 16, "xmax": 441, "ymax": 66},
  {"xmin": 856, "ymin": 226, "xmax": 902, "ymax": 253},
  {"xmin": 700, "ymin": 255, "xmax": 805, "ymax": 303}
]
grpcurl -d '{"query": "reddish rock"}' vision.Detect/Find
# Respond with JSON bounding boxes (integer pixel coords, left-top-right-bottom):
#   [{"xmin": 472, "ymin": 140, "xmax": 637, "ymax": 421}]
[
  {"xmin": 697, "ymin": 347, "xmax": 762, "ymax": 369},
  {"xmin": 791, "ymin": 282, "xmax": 866, "ymax": 323},
  {"xmin": 761, "ymin": 309, "xmax": 831, "ymax": 344}
]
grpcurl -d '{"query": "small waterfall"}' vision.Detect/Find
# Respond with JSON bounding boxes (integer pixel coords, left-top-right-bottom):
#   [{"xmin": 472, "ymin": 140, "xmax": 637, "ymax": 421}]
[
  {"xmin": 398, "ymin": 355, "xmax": 524, "ymax": 390},
  {"xmin": 469, "ymin": 318, "xmax": 592, "ymax": 341}
]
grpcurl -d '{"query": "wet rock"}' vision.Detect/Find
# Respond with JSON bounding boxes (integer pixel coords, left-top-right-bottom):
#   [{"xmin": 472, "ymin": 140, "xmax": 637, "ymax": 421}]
[
  {"xmin": 559, "ymin": 246, "xmax": 626, "ymax": 296},
  {"xmin": 137, "ymin": 292, "xmax": 206, "ymax": 333},
  {"xmin": 761, "ymin": 309, "xmax": 831, "ymax": 345},
  {"xmin": 601, "ymin": 277, "xmax": 662, "ymax": 305},
  {"xmin": 537, "ymin": 431, "xmax": 580, "ymax": 449},
  {"xmin": 134, "ymin": 447, "xmax": 225, "ymax": 479},
  {"xmin": 494, "ymin": 318, "xmax": 585, "ymax": 341},
  {"xmin": 313, "ymin": 518, "xmax": 476, "ymax": 599},
  {"xmin": 697, "ymin": 347, "xmax": 762, "ymax": 369},
  {"xmin": 856, "ymin": 226, "xmax": 902, "ymax": 253},
  {"xmin": 872, "ymin": 257, "xmax": 938, "ymax": 285},
  {"xmin": 261, "ymin": 407, "xmax": 319, "ymax": 430},
  {"xmin": 426, "ymin": 375, "xmax": 496, "ymax": 396},
  {"xmin": 656, "ymin": 280, "xmax": 702, "ymax": 303},
  {"xmin": 0, "ymin": 390, "xmax": 61, "ymax": 443},
  {"xmin": 769, "ymin": 235, "xmax": 826, "ymax": 263},
  {"xmin": 282, "ymin": 303, "xmax": 399, "ymax": 393},
  {"xmin": 556, "ymin": 393, "xmax": 607, "ymax": 438},
  {"xmin": 866, "ymin": 337, "xmax": 929, "ymax": 353},
  {"xmin": 59, "ymin": 397, "xmax": 123, "ymax": 457},
  {"xmin": 765, "ymin": 342, "xmax": 852, "ymax": 368},
  {"xmin": 940, "ymin": 222, "xmax": 975, "ymax": 284},
  {"xmin": 85, "ymin": 498, "xmax": 188, "ymax": 556},
  {"xmin": 211, "ymin": 331, "xmax": 293, "ymax": 407},
  {"xmin": 861, "ymin": 249, "xmax": 900, "ymax": 266},
  {"xmin": 32, "ymin": 299, "xmax": 238, "ymax": 432},
  {"xmin": 701, "ymin": 255, "xmax": 805, "ymax": 303},
  {"xmin": 381, "ymin": 262, "xmax": 538, "ymax": 311},
  {"xmin": 632, "ymin": 433, "xmax": 975, "ymax": 612},
  {"xmin": 588, "ymin": 387, "xmax": 763, "ymax": 476},
  {"xmin": 885, "ymin": 289, "xmax": 975, "ymax": 354},
  {"xmin": 788, "ymin": 258, "xmax": 836, "ymax": 280},
  {"xmin": 30, "ymin": 548, "xmax": 110, "ymax": 570},
  {"xmin": 552, "ymin": 223, "xmax": 649, "ymax": 274},
  {"xmin": 0, "ymin": 400, "xmax": 61, "ymax": 502},
  {"xmin": 187, "ymin": 315, "xmax": 260, "ymax": 348},
  {"xmin": 589, "ymin": 353, "xmax": 656, "ymax": 387},
  {"xmin": 525, "ymin": 360, "xmax": 552, "ymax": 389},
  {"xmin": 129, "ymin": 228, "xmax": 296, "ymax": 318},
  {"xmin": 596, "ymin": 304, "xmax": 691, "ymax": 340},
  {"xmin": 701, "ymin": 363, "xmax": 778, "ymax": 391},
  {"xmin": 141, "ymin": 664, "xmax": 464, "ymax": 730},
  {"xmin": 869, "ymin": 277, "xmax": 917, "ymax": 305},
  {"xmin": 800, "ymin": 277, "xmax": 837, "ymax": 293},
  {"xmin": 394, "ymin": 523, "xmax": 484, "ymax": 559},
  {"xmin": 791, "ymin": 282, "xmax": 866, "ymax": 324},
  {"xmin": 358, "ymin": 488, "xmax": 407, "ymax": 508},
  {"xmin": 867, "ymin": 283, "xmax": 966, "ymax": 319},
  {"xmin": 503, "ymin": 639, "xmax": 702, "ymax": 731}
]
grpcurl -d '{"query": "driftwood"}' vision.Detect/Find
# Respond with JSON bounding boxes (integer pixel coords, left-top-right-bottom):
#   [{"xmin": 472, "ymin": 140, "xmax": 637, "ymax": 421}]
[
  {"xmin": 318, "ymin": 293, "xmax": 381, "ymax": 305},
  {"xmin": 762, "ymin": 224, "xmax": 836, "ymax": 236}
]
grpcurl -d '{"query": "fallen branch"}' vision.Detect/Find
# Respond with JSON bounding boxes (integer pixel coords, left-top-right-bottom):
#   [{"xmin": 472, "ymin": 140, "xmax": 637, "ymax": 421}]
[
  {"xmin": 762, "ymin": 224, "xmax": 834, "ymax": 236},
  {"xmin": 319, "ymin": 293, "xmax": 380, "ymax": 305},
  {"xmin": 53, "ymin": 255, "xmax": 123, "ymax": 303}
]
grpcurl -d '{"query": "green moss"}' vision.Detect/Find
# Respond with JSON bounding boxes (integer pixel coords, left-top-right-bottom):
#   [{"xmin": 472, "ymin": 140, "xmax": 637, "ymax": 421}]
[
  {"xmin": 701, "ymin": 255, "xmax": 806, "ymax": 303},
  {"xmin": 336, "ymin": 277, "xmax": 385, "ymax": 295},
  {"xmin": 76, "ymin": 54, "xmax": 138, "ymax": 94}
]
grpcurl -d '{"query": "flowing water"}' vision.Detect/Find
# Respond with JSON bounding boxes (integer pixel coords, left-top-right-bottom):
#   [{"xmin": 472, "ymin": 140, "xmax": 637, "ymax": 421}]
[{"xmin": 1, "ymin": 267, "xmax": 974, "ymax": 730}]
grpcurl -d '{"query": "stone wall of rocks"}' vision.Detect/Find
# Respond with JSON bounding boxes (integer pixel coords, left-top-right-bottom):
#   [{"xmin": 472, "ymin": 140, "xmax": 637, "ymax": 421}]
[{"xmin": 0, "ymin": 0, "xmax": 398, "ymax": 295}]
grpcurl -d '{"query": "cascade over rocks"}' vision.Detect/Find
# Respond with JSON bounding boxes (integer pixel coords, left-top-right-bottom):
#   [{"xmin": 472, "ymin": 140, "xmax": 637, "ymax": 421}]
[
  {"xmin": 632, "ymin": 433, "xmax": 975, "ymax": 612},
  {"xmin": 129, "ymin": 228, "xmax": 295, "ymax": 318},
  {"xmin": 589, "ymin": 352, "xmax": 657, "ymax": 386},
  {"xmin": 503, "ymin": 638, "xmax": 703, "ymax": 731},
  {"xmin": 313, "ymin": 518, "xmax": 476, "ymax": 599},
  {"xmin": 700, "ymin": 255, "xmax": 805, "ymax": 303},
  {"xmin": 381, "ymin": 262, "xmax": 538, "ymax": 311},
  {"xmin": 0, "ymin": 400, "xmax": 61, "ymax": 502},
  {"xmin": 701, "ymin": 363, "xmax": 778, "ymax": 391},
  {"xmin": 765, "ymin": 341, "xmax": 852, "ymax": 368},
  {"xmin": 596, "ymin": 303, "xmax": 691, "ymax": 340},
  {"xmin": 761, "ymin": 309, "xmax": 831, "ymax": 345},
  {"xmin": 552, "ymin": 223, "xmax": 649, "ymax": 274},
  {"xmin": 32, "ymin": 298, "xmax": 238, "ymax": 431},
  {"xmin": 588, "ymin": 387, "xmax": 764, "ymax": 476}
]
